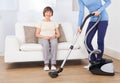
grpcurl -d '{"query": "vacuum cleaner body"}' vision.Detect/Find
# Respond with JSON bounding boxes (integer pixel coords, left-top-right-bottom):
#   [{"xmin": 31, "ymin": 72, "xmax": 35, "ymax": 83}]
[
  {"xmin": 83, "ymin": 14, "xmax": 115, "ymax": 76},
  {"xmin": 89, "ymin": 58, "xmax": 115, "ymax": 76}
]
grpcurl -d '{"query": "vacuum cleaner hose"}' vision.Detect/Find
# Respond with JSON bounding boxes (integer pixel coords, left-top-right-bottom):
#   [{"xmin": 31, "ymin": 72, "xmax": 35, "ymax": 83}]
[{"xmin": 83, "ymin": 14, "xmax": 101, "ymax": 61}]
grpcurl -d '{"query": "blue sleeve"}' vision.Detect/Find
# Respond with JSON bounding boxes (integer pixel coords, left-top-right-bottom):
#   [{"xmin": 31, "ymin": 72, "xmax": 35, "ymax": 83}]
[
  {"xmin": 98, "ymin": 0, "xmax": 111, "ymax": 13},
  {"xmin": 78, "ymin": 0, "xmax": 85, "ymax": 27}
]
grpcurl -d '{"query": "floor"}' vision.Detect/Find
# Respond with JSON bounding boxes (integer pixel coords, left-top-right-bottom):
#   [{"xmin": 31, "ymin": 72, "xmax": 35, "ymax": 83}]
[{"xmin": 0, "ymin": 56, "xmax": 120, "ymax": 83}]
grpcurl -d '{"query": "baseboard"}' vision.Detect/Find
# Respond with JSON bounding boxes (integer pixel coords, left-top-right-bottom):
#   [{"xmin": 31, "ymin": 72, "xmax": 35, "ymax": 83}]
[{"xmin": 104, "ymin": 48, "xmax": 120, "ymax": 60}]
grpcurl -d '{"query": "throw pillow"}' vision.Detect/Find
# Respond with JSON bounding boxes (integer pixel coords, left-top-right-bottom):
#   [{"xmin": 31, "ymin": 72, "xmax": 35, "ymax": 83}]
[
  {"xmin": 24, "ymin": 26, "xmax": 38, "ymax": 43},
  {"xmin": 58, "ymin": 24, "xmax": 67, "ymax": 43}
]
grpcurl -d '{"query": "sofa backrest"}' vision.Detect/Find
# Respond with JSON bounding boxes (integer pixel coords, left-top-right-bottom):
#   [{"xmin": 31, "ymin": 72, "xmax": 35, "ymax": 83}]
[{"xmin": 15, "ymin": 22, "xmax": 74, "ymax": 43}]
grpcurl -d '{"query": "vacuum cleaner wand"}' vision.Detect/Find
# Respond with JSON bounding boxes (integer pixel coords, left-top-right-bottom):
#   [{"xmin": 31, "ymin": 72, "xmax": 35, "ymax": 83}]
[
  {"xmin": 49, "ymin": 36, "xmax": 78, "ymax": 78},
  {"xmin": 49, "ymin": 13, "xmax": 95, "ymax": 78},
  {"xmin": 49, "ymin": 45, "xmax": 75, "ymax": 78}
]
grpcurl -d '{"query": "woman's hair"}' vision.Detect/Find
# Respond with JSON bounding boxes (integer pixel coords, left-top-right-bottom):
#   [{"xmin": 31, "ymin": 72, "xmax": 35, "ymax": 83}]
[{"xmin": 43, "ymin": 6, "xmax": 53, "ymax": 16}]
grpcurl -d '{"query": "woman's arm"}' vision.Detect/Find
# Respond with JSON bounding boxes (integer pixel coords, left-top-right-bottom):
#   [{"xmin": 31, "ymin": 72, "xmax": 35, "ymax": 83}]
[
  {"xmin": 78, "ymin": 0, "xmax": 85, "ymax": 28},
  {"xmin": 77, "ymin": 0, "xmax": 85, "ymax": 33},
  {"xmin": 98, "ymin": 0, "xmax": 111, "ymax": 13},
  {"xmin": 35, "ymin": 28, "xmax": 42, "ymax": 38}
]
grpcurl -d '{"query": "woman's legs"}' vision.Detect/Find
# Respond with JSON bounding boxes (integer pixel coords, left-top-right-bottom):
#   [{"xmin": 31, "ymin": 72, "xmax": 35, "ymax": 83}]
[
  {"xmin": 84, "ymin": 21, "xmax": 108, "ymax": 69},
  {"xmin": 38, "ymin": 39, "xmax": 50, "ymax": 65},
  {"xmin": 97, "ymin": 21, "xmax": 108, "ymax": 60},
  {"xmin": 38, "ymin": 38, "xmax": 58, "ymax": 70},
  {"xmin": 49, "ymin": 39, "xmax": 58, "ymax": 70},
  {"xmin": 50, "ymin": 39, "xmax": 58, "ymax": 65},
  {"xmin": 86, "ymin": 21, "xmax": 108, "ymax": 61}
]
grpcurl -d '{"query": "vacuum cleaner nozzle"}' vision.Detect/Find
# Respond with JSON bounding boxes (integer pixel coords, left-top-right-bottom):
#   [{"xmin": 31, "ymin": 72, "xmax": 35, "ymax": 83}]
[
  {"xmin": 49, "ymin": 71, "xmax": 58, "ymax": 78},
  {"xmin": 49, "ymin": 68, "xmax": 63, "ymax": 78}
]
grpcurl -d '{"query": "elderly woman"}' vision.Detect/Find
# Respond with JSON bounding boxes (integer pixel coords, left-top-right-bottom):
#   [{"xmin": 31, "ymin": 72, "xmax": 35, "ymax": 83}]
[{"xmin": 36, "ymin": 6, "xmax": 60, "ymax": 71}]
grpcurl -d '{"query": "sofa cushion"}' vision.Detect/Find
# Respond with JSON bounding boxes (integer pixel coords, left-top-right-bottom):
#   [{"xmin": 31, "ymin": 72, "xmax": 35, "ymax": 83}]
[
  {"xmin": 15, "ymin": 23, "xmax": 37, "ymax": 43},
  {"xmin": 58, "ymin": 42, "xmax": 80, "ymax": 50},
  {"xmin": 58, "ymin": 24, "xmax": 67, "ymax": 43},
  {"xmin": 20, "ymin": 44, "xmax": 43, "ymax": 51},
  {"xmin": 24, "ymin": 26, "xmax": 38, "ymax": 43},
  {"xmin": 20, "ymin": 42, "xmax": 80, "ymax": 51}
]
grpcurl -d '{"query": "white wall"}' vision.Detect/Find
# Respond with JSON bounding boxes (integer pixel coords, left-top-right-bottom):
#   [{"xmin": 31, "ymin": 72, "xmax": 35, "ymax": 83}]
[
  {"xmin": 0, "ymin": 17, "xmax": 4, "ymax": 54},
  {"xmin": 0, "ymin": 0, "xmax": 120, "ymax": 59},
  {"xmin": 0, "ymin": 0, "xmax": 18, "ymax": 55},
  {"xmin": 17, "ymin": 0, "xmax": 73, "ymax": 23},
  {"xmin": 104, "ymin": 1, "xmax": 120, "ymax": 59},
  {"xmin": 0, "ymin": 11, "xmax": 17, "ymax": 55},
  {"xmin": 105, "ymin": 1, "xmax": 120, "ymax": 51}
]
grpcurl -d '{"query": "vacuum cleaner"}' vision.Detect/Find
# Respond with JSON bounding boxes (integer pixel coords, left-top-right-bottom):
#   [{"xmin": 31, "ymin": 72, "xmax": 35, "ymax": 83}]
[
  {"xmin": 84, "ymin": 14, "xmax": 115, "ymax": 76},
  {"xmin": 48, "ymin": 13, "xmax": 115, "ymax": 78}
]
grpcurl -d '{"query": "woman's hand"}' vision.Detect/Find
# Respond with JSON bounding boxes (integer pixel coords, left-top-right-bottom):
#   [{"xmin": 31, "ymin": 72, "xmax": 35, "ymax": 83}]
[
  {"xmin": 93, "ymin": 11, "xmax": 100, "ymax": 16},
  {"xmin": 43, "ymin": 36, "xmax": 51, "ymax": 40},
  {"xmin": 77, "ymin": 27, "xmax": 82, "ymax": 33},
  {"xmin": 44, "ymin": 35, "xmax": 56, "ymax": 40},
  {"xmin": 49, "ymin": 35, "xmax": 56, "ymax": 40}
]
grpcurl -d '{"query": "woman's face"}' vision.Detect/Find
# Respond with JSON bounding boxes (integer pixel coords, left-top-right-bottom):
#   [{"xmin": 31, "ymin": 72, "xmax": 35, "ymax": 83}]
[{"xmin": 45, "ymin": 11, "xmax": 52, "ymax": 19}]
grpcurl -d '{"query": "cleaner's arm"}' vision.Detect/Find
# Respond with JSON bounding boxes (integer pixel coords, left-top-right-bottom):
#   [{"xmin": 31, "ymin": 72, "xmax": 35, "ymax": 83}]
[
  {"xmin": 94, "ymin": 0, "xmax": 111, "ymax": 16},
  {"xmin": 77, "ymin": 0, "xmax": 85, "ymax": 31}
]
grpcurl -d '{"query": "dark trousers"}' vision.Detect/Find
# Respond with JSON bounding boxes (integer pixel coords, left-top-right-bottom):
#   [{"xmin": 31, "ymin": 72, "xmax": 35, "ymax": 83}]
[{"xmin": 86, "ymin": 21, "xmax": 108, "ymax": 61}]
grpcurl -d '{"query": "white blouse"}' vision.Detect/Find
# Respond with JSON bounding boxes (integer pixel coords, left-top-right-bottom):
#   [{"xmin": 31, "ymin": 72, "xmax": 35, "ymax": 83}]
[{"xmin": 37, "ymin": 21, "xmax": 58, "ymax": 36}]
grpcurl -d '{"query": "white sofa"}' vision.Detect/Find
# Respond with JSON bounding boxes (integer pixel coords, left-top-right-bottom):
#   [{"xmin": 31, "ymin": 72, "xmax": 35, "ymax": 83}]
[{"xmin": 4, "ymin": 22, "xmax": 88, "ymax": 63}]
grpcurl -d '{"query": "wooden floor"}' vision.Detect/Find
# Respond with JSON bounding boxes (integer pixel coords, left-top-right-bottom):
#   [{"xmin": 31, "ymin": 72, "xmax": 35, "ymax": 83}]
[{"xmin": 0, "ymin": 56, "xmax": 120, "ymax": 83}]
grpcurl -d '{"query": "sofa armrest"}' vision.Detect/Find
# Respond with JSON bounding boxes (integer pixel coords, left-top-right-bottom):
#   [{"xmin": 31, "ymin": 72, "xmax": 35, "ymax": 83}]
[{"xmin": 5, "ymin": 35, "xmax": 20, "ymax": 55}]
